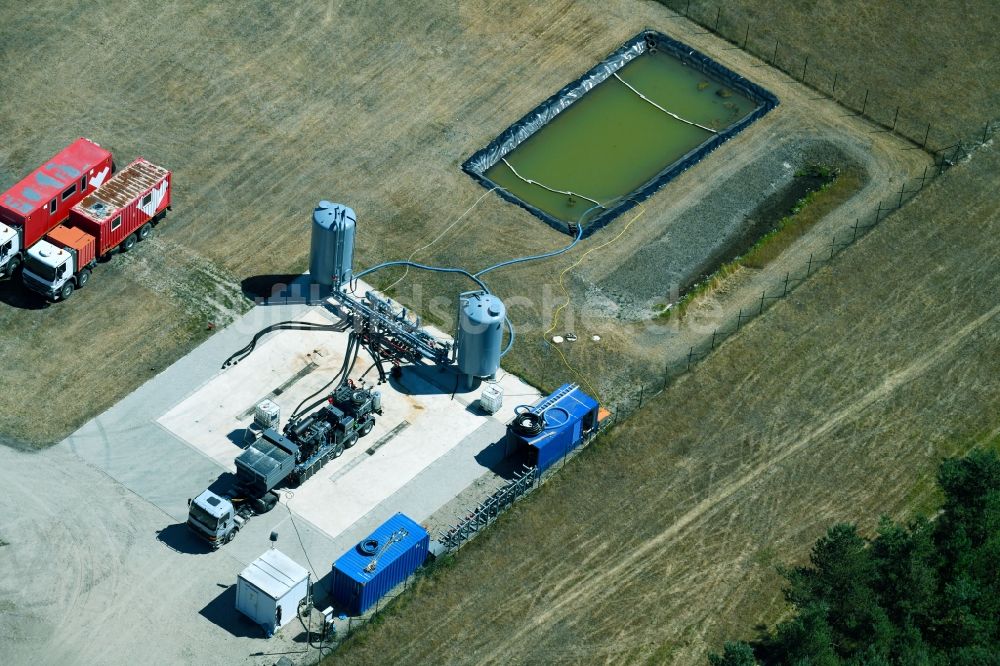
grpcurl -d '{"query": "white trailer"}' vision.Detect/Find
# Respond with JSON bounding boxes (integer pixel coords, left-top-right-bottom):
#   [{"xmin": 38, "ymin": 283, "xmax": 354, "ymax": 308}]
[{"xmin": 235, "ymin": 549, "xmax": 310, "ymax": 637}]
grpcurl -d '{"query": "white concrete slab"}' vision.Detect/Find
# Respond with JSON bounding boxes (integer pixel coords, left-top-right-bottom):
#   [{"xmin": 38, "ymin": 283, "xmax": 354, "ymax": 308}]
[{"xmin": 155, "ymin": 288, "xmax": 543, "ymax": 545}]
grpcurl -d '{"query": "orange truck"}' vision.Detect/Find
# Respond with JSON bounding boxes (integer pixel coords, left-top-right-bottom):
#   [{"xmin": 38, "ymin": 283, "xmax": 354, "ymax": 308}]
[{"xmin": 21, "ymin": 158, "xmax": 171, "ymax": 301}]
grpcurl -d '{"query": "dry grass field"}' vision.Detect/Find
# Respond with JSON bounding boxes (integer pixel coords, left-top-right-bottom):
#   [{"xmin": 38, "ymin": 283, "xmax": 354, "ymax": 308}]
[
  {"xmin": 0, "ymin": 0, "xmax": 924, "ymax": 448},
  {"xmin": 658, "ymin": 0, "xmax": 1000, "ymax": 146},
  {"xmin": 331, "ymin": 141, "xmax": 1000, "ymax": 666},
  {"xmin": 0, "ymin": 0, "xmax": 996, "ymax": 664}
]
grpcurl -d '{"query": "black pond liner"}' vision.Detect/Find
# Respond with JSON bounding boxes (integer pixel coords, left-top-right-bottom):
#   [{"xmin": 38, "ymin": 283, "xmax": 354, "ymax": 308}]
[{"xmin": 462, "ymin": 30, "xmax": 780, "ymax": 237}]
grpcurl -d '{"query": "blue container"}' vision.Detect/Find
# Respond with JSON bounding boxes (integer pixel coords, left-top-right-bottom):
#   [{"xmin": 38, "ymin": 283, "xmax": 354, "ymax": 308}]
[
  {"xmin": 331, "ymin": 513, "xmax": 429, "ymax": 615},
  {"xmin": 508, "ymin": 384, "xmax": 599, "ymax": 474}
]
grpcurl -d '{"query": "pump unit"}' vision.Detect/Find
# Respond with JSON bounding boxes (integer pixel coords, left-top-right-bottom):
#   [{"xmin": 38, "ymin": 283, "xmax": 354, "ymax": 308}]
[
  {"xmin": 310, "ymin": 201, "xmax": 355, "ymax": 286},
  {"xmin": 457, "ymin": 290, "xmax": 505, "ymax": 379}
]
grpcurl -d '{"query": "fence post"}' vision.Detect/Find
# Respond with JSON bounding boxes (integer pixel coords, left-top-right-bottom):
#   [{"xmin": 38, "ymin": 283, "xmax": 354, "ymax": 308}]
[
  {"xmin": 687, "ymin": 346, "xmax": 694, "ymax": 371},
  {"xmin": 662, "ymin": 361, "xmax": 669, "ymax": 390},
  {"xmin": 638, "ymin": 384, "xmax": 644, "ymax": 408},
  {"xmin": 711, "ymin": 329, "xmax": 717, "ymax": 349},
  {"xmin": 771, "ymin": 39, "xmax": 779, "ymax": 65},
  {"xmin": 742, "ymin": 23, "xmax": 749, "ymax": 48},
  {"xmin": 736, "ymin": 308, "xmax": 744, "ymax": 330},
  {"xmin": 802, "ymin": 55, "xmax": 809, "ymax": 82},
  {"xmin": 831, "ymin": 71, "xmax": 838, "ymax": 95},
  {"xmin": 829, "ymin": 235, "xmax": 836, "ymax": 260},
  {"xmin": 782, "ymin": 272, "xmax": 790, "ymax": 296},
  {"xmin": 758, "ymin": 291, "xmax": 766, "ymax": 315},
  {"xmin": 860, "ymin": 89, "xmax": 869, "ymax": 116},
  {"xmin": 807, "ymin": 252, "xmax": 814, "ymax": 276},
  {"xmin": 714, "ymin": 7, "xmax": 720, "ymax": 32},
  {"xmin": 919, "ymin": 165, "xmax": 928, "ymax": 189},
  {"xmin": 898, "ymin": 183, "xmax": 905, "ymax": 208},
  {"xmin": 891, "ymin": 106, "xmax": 899, "ymax": 131},
  {"xmin": 984, "ymin": 121, "xmax": 991, "ymax": 144},
  {"xmin": 684, "ymin": 0, "xmax": 690, "ymax": 16},
  {"xmin": 851, "ymin": 219, "xmax": 859, "ymax": 242},
  {"xmin": 875, "ymin": 200, "xmax": 882, "ymax": 222},
  {"xmin": 921, "ymin": 123, "xmax": 931, "ymax": 149}
]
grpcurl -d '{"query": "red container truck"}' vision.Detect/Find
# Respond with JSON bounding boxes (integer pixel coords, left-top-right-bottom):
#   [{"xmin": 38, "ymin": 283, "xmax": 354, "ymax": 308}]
[
  {"xmin": 21, "ymin": 158, "xmax": 171, "ymax": 301},
  {"xmin": 0, "ymin": 138, "xmax": 113, "ymax": 279}
]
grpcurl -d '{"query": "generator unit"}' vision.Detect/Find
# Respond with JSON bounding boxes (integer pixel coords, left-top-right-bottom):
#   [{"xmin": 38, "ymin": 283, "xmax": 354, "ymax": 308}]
[{"xmin": 507, "ymin": 383, "xmax": 599, "ymax": 474}]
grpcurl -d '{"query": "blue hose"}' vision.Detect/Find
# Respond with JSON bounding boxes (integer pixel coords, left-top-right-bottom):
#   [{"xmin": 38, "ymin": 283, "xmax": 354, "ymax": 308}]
[
  {"xmin": 500, "ymin": 316, "xmax": 514, "ymax": 357},
  {"xmin": 473, "ymin": 203, "xmax": 598, "ymax": 278},
  {"xmin": 354, "ymin": 261, "xmax": 491, "ymax": 293}
]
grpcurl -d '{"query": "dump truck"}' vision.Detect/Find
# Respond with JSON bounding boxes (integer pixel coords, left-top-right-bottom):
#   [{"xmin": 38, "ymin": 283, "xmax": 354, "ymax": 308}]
[
  {"xmin": 0, "ymin": 138, "xmax": 113, "ymax": 279},
  {"xmin": 187, "ymin": 383, "xmax": 382, "ymax": 548},
  {"xmin": 21, "ymin": 158, "xmax": 171, "ymax": 300}
]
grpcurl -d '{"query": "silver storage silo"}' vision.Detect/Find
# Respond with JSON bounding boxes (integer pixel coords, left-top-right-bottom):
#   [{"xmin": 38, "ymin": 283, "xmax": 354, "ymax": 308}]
[
  {"xmin": 457, "ymin": 290, "xmax": 506, "ymax": 378},
  {"xmin": 310, "ymin": 201, "xmax": 356, "ymax": 286}
]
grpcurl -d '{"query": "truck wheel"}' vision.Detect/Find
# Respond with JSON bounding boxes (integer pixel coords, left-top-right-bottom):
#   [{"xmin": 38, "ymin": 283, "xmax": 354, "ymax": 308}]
[
  {"xmin": 76, "ymin": 269, "xmax": 91, "ymax": 288},
  {"xmin": 4, "ymin": 255, "xmax": 21, "ymax": 278},
  {"xmin": 224, "ymin": 529, "xmax": 235, "ymax": 544},
  {"xmin": 138, "ymin": 223, "xmax": 153, "ymax": 241},
  {"xmin": 359, "ymin": 419, "xmax": 374, "ymax": 437},
  {"xmin": 332, "ymin": 441, "xmax": 345, "ymax": 459},
  {"xmin": 343, "ymin": 433, "xmax": 359, "ymax": 450},
  {"xmin": 121, "ymin": 234, "xmax": 137, "ymax": 252},
  {"xmin": 59, "ymin": 282, "xmax": 74, "ymax": 300}
]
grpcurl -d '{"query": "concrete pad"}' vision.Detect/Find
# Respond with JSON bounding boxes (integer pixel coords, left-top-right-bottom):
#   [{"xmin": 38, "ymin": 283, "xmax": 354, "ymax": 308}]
[{"xmin": 153, "ymin": 289, "xmax": 541, "ymax": 546}]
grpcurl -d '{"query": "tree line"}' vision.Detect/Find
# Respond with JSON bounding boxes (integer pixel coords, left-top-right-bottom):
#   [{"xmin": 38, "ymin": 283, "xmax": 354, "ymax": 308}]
[{"xmin": 711, "ymin": 448, "xmax": 1000, "ymax": 666}]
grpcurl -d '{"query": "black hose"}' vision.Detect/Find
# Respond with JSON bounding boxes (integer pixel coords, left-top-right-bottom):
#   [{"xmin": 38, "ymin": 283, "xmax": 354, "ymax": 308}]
[
  {"xmin": 290, "ymin": 333, "xmax": 357, "ymax": 420},
  {"xmin": 511, "ymin": 409, "xmax": 545, "ymax": 436},
  {"xmin": 221, "ymin": 320, "xmax": 341, "ymax": 368}
]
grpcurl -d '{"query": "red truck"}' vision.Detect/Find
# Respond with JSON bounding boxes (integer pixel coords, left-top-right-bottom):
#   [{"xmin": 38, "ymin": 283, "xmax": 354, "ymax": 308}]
[
  {"xmin": 21, "ymin": 158, "xmax": 171, "ymax": 301},
  {"xmin": 0, "ymin": 138, "xmax": 113, "ymax": 279}
]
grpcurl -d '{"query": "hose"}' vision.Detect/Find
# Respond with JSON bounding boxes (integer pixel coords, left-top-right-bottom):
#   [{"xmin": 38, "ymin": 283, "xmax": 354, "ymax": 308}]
[
  {"xmin": 511, "ymin": 407, "xmax": 545, "ymax": 436},
  {"xmin": 542, "ymin": 405, "xmax": 571, "ymax": 428},
  {"xmin": 221, "ymin": 320, "xmax": 342, "ymax": 368},
  {"xmin": 500, "ymin": 316, "xmax": 515, "ymax": 357},
  {"xmin": 354, "ymin": 261, "xmax": 491, "ymax": 293},
  {"xmin": 474, "ymin": 209, "xmax": 590, "ymax": 278},
  {"xmin": 290, "ymin": 332, "xmax": 359, "ymax": 420}
]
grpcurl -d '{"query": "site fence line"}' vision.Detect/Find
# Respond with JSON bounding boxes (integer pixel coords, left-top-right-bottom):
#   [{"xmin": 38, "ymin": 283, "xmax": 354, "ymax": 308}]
[
  {"xmin": 656, "ymin": 1, "xmax": 999, "ymax": 160},
  {"xmin": 309, "ymin": 425, "xmax": 612, "ymax": 662},
  {"xmin": 601, "ymin": 128, "xmax": 997, "ymax": 428}
]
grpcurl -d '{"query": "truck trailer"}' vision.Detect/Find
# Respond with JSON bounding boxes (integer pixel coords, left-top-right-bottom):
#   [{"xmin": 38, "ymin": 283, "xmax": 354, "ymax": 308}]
[
  {"xmin": 188, "ymin": 383, "xmax": 382, "ymax": 548},
  {"xmin": 0, "ymin": 138, "xmax": 113, "ymax": 279},
  {"xmin": 21, "ymin": 158, "xmax": 171, "ymax": 301}
]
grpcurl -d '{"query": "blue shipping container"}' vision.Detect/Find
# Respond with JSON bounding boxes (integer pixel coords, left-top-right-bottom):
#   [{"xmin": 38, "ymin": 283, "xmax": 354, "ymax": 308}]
[
  {"xmin": 331, "ymin": 513, "xmax": 429, "ymax": 615},
  {"xmin": 508, "ymin": 383, "xmax": 599, "ymax": 474}
]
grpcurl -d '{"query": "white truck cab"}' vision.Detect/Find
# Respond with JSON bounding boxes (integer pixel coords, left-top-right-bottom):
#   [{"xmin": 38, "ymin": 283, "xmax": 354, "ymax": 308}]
[
  {"xmin": 0, "ymin": 222, "xmax": 21, "ymax": 277},
  {"xmin": 22, "ymin": 239, "xmax": 77, "ymax": 300},
  {"xmin": 188, "ymin": 490, "xmax": 245, "ymax": 548}
]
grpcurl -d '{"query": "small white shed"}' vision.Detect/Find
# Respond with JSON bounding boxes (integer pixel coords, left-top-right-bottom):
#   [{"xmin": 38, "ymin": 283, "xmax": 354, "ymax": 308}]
[{"xmin": 236, "ymin": 549, "xmax": 310, "ymax": 636}]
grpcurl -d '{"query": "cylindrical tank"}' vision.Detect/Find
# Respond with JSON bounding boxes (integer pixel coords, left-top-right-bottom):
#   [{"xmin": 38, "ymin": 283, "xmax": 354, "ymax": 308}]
[
  {"xmin": 310, "ymin": 201, "xmax": 355, "ymax": 286},
  {"xmin": 457, "ymin": 291, "xmax": 506, "ymax": 378}
]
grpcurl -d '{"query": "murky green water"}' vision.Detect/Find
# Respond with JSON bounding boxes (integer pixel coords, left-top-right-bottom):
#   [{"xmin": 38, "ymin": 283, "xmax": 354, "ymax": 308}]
[{"xmin": 485, "ymin": 51, "xmax": 758, "ymax": 224}]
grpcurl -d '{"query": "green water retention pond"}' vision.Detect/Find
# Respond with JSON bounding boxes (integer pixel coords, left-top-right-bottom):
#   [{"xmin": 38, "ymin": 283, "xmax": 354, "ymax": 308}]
[{"xmin": 463, "ymin": 31, "xmax": 778, "ymax": 236}]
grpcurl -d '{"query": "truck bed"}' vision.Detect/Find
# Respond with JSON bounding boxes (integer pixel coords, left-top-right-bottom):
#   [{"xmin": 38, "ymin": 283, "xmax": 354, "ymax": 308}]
[{"xmin": 234, "ymin": 431, "xmax": 298, "ymax": 497}]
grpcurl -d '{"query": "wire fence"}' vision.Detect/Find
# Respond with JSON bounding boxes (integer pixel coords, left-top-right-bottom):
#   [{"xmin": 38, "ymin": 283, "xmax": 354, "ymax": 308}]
[
  {"xmin": 655, "ymin": 0, "xmax": 998, "ymax": 159},
  {"xmin": 439, "ymin": 464, "xmax": 538, "ymax": 552},
  {"xmin": 599, "ymin": 124, "xmax": 997, "ymax": 428}
]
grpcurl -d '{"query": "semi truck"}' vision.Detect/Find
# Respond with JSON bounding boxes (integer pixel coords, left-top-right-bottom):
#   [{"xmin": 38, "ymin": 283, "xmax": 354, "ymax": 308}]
[
  {"xmin": 187, "ymin": 383, "xmax": 382, "ymax": 548},
  {"xmin": 21, "ymin": 158, "xmax": 171, "ymax": 301},
  {"xmin": 0, "ymin": 138, "xmax": 113, "ymax": 279}
]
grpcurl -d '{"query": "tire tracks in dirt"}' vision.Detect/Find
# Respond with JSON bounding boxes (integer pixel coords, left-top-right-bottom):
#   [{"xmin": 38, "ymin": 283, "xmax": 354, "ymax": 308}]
[{"xmin": 471, "ymin": 301, "xmax": 1000, "ymax": 662}]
